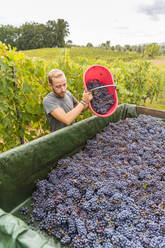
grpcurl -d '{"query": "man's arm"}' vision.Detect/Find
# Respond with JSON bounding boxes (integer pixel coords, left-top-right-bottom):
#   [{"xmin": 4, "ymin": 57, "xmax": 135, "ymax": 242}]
[
  {"xmin": 50, "ymin": 91, "xmax": 92, "ymax": 125},
  {"xmin": 50, "ymin": 102, "xmax": 85, "ymax": 125}
]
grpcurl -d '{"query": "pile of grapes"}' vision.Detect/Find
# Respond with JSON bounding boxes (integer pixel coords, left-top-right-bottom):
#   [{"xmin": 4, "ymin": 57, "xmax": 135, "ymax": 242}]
[
  {"xmin": 86, "ymin": 80, "xmax": 114, "ymax": 115},
  {"xmin": 20, "ymin": 115, "xmax": 165, "ymax": 248}
]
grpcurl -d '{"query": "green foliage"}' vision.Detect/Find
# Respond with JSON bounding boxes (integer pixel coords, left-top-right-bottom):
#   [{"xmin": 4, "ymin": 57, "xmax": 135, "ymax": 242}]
[
  {"xmin": 144, "ymin": 43, "xmax": 160, "ymax": 58},
  {"xmin": 100, "ymin": 40, "xmax": 111, "ymax": 49},
  {"xmin": 16, "ymin": 22, "xmax": 47, "ymax": 50},
  {"xmin": 0, "ymin": 19, "xmax": 70, "ymax": 51},
  {"xmin": 0, "ymin": 25, "xmax": 19, "ymax": 48},
  {"xmin": 0, "ymin": 42, "xmax": 48, "ymax": 151},
  {"xmin": 86, "ymin": 43, "xmax": 93, "ymax": 47},
  {"xmin": 55, "ymin": 19, "xmax": 70, "ymax": 47},
  {"xmin": 111, "ymin": 60, "xmax": 162, "ymax": 105},
  {"xmin": 0, "ymin": 42, "xmax": 163, "ymax": 152},
  {"xmin": 66, "ymin": 40, "xmax": 73, "ymax": 47}
]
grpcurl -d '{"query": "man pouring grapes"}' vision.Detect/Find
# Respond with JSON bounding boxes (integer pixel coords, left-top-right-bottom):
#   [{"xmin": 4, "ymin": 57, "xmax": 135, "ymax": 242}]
[{"xmin": 43, "ymin": 69, "xmax": 93, "ymax": 132}]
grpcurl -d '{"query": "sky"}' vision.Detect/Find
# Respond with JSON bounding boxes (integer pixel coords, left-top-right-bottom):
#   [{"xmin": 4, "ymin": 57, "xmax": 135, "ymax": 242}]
[{"xmin": 0, "ymin": 0, "xmax": 165, "ymax": 47}]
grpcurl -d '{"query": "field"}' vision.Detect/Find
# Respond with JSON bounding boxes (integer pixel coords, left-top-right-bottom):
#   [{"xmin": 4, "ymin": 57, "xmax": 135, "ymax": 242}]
[{"xmin": 21, "ymin": 47, "xmax": 141, "ymax": 62}]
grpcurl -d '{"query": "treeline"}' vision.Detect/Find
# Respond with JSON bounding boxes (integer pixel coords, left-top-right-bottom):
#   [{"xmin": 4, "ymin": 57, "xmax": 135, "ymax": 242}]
[
  {"xmin": 109, "ymin": 43, "xmax": 165, "ymax": 55},
  {"xmin": 87, "ymin": 40, "xmax": 165, "ymax": 55},
  {"xmin": 0, "ymin": 19, "xmax": 69, "ymax": 50}
]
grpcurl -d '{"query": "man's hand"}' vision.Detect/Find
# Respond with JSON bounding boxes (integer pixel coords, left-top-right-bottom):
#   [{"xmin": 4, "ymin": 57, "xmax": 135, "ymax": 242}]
[{"xmin": 82, "ymin": 91, "xmax": 93, "ymax": 104}]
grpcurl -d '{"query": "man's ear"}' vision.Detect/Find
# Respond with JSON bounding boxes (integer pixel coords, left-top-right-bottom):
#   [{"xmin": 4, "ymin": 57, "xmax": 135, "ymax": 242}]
[{"xmin": 49, "ymin": 83, "xmax": 52, "ymax": 89}]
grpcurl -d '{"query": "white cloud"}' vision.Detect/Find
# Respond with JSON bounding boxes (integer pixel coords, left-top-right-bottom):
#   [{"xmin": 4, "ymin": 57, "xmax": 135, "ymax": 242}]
[{"xmin": 137, "ymin": 0, "xmax": 165, "ymax": 21}]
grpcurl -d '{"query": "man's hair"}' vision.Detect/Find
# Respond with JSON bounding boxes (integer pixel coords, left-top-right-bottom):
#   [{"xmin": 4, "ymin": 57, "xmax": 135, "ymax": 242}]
[{"xmin": 48, "ymin": 69, "xmax": 65, "ymax": 84}]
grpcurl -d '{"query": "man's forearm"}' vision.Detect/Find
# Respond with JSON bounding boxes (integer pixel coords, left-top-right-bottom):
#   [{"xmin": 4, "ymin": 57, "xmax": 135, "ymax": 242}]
[
  {"xmin": 82, "ymin": 103, "xmax": 89, "ymax": 112},
  {"xmin": 50, "ymin": 102, "xmax": 85, "ymax": 125},
  {"xmin": 65, "ymin": 102, "xmax": 86, "ymax": 124}
]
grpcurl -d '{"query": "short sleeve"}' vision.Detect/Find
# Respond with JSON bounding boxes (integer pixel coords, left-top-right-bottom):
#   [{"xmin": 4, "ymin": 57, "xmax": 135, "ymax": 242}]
[{"xmin": 43, "ymin": 97, "xmax": 59, "ymax": 114}]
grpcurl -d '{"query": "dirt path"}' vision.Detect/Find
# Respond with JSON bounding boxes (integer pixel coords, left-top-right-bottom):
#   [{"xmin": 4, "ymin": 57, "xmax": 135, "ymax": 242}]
[{"xmin": 151, "ymin": 58, "xmax": 165, "ymax": 67}]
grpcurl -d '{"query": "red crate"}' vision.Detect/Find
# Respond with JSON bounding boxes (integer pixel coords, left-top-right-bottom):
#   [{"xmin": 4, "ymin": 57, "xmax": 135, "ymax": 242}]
[{"xmin": 83, "ymin": 65, "xmax": 118, "ymax": 117}]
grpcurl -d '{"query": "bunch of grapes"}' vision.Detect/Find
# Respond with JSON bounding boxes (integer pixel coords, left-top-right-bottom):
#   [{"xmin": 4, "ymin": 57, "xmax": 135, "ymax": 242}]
[
  {"xmin": 20, "ymin": 115, "xmax": 165, "ymax": 248},
  {"xmin": 86, "ymin": 80, "xmax": 114, "ymax": 115}
]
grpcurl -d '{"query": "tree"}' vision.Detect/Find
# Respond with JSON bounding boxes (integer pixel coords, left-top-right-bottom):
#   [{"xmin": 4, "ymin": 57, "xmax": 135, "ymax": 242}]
[
  {"xmin": 100, "ymin": 40, "xmax": 111, "ymax": 49},
  {"xmin": 45, "ymin": 20, "xmax": 58, "ymax": 47},
  {"xmin": 55, "ymin": 19, "xmax": 70, "ymax": 47},
  {"xmin": 16, "ymin": 22, "xmax": 47, "ymax": 50},
  {"xmin": 0, "ymin": 19, "xmax": 70, "ymax": 50},
  {"xmin": 144, "ymin": 43, "xmax": 160, "ymax": 58},
  {"xmin": 66, "ymin": 40, "xmax": 73, "ymax": 47},
  {"xmin": 105, "ymin": 40, "xmax": 111, "ymax": 49},
  {"xmin": 124, "ymin": 44, "xmax": 131, "ymax": 51},
  {"xmin": 0, "ymin": 25, "xmax": 19, "ymax": 48},
  {"xmin": 45, "ymin": 19, "xmax": 69, "ymax": 48},
  {"xmin": 115, "ymin": 44, "xmax": 122, "ymax": 51},
  {"xmin": 86, "ymin": 42, "xmax": 93, "ymax": 47}
]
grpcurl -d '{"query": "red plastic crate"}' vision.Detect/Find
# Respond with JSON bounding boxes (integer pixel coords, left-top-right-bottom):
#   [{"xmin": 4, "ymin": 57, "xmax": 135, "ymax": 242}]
[{"xmin": 83, "ymin": 65, "xmax": 118, "ymax": 117}]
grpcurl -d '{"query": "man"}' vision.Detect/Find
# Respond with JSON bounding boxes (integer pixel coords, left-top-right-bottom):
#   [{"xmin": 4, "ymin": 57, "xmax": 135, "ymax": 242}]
[{"xmin": 43, "ymin": 69, "xmax": 93, "ymax": 132}]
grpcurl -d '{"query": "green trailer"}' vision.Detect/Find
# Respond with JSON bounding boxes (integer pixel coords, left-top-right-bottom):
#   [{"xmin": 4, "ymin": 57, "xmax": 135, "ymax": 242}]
[{"xmin": 0, "ymin": 104, "xmax": 165, "ymax": 248}]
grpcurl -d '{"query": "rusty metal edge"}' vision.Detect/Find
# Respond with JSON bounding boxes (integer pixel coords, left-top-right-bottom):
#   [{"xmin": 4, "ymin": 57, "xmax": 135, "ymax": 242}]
[{"xmin": 136, "ymin": 106, "xmax": 165, "ymax": 119}]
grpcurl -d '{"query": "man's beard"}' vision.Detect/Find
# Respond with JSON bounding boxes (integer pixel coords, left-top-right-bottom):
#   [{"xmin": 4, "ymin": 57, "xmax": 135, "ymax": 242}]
[{"xmin": 52, "ymin": 88, "xmax": 66, "ymax": 98}]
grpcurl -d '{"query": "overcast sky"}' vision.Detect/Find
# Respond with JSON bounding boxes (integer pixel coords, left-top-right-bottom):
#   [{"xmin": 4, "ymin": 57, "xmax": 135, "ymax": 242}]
[{"xmin": 0, "ymin": 0, "xmax": 165, "ymax": 46}]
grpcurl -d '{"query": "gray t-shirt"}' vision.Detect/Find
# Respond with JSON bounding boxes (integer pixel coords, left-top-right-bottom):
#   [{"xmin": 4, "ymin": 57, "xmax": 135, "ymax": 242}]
[{"xmin": 43, "ymin": 90, "xmax": 78, "ymax": 132}]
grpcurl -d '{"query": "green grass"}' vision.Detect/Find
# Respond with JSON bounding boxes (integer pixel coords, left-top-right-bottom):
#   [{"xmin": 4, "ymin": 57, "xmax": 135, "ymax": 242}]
[
  {"xmin": 20, "ymin": 47, "xmax": 141, "ymax": 62},
  {"xmin": 19, "ymin": 47, "xmax": 62, "ymax": 61}
]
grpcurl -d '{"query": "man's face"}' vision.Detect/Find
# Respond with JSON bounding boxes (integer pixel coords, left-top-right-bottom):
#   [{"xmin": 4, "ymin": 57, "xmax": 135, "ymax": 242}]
[{"xmin": 50, "ymin": 75, "xmax": 67, "ymax": 98}]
